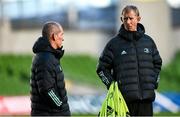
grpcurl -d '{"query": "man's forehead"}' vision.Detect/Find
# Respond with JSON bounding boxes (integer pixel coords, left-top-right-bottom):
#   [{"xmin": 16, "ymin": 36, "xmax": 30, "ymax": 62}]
[
  {"xmin": 58, "ymin": 25, "xmax": 63, "ymax": 31},
  {"xmin": 123, "ymin": 10, "xmax": 137, "ymax": 15},
  {"xmin": 55, "ymin": 25, "xmax": 63, "ymax": 33},
  {"xmin": 122, "ymin": 12, "xmax": 137, "ymax": 17}
]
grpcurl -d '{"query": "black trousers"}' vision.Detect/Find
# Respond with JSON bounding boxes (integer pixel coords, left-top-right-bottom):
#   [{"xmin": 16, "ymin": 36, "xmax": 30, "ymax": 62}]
[
  {"xmin": 31, "ymin": 109, "xmax": 71, "ymax": 116},
  {"xmin": 127, "ymin": 101, "xmax": 153, "ymax": 116}
]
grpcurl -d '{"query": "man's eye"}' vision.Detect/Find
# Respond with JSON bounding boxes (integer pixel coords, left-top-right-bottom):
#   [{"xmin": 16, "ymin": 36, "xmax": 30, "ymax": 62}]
[
  {"xmin": 123, "ymin": 17, "xmax": 134, "ymax": 21},
  {"xmin": 124, "ymin": 18, "xmax": 128, "ymax": 20}
]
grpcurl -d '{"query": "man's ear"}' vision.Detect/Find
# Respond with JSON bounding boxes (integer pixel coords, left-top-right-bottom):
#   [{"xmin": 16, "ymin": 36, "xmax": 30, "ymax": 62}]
[
  {"xmin": 137, "ymin": 16, "xmax": 141, "ymax": 22},
  {"xmin": 120, "ymin": 17, "xmax": 123, "ymax": 22},
  {"xmin": 52, "ymin": 33, "xmax": 56, "ymax": 41}
]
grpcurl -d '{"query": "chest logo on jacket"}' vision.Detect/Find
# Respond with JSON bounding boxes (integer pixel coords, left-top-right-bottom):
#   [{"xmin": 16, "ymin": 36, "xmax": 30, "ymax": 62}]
[
  {"xmin": 144, "ymin": 48, "xmax": 150, "ymax": 53},
  {"xmin": 121, "ymin": 50, "xmax": 127, "ymax": 55}
]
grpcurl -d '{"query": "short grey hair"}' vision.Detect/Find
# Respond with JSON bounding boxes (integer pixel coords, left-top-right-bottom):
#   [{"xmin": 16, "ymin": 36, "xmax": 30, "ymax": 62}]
[
  {"xmin": 121, "ymin": 5, "xmax": 140, "ymax": 16},
  {"xmin": 42, "ymin": 21, "xmax": 61, "ymax": 39}
]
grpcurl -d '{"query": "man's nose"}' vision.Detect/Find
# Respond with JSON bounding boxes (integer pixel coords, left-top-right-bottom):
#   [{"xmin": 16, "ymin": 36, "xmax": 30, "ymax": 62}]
[{"xmin": 126, "ymin": 18, "xmax": 131, "ymax": 24}]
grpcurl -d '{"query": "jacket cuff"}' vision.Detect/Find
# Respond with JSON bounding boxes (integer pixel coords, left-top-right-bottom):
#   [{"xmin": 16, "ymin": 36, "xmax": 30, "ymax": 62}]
[{"xmin": 98, "ymin": 71, "xmax": 112, "ymax": 89}]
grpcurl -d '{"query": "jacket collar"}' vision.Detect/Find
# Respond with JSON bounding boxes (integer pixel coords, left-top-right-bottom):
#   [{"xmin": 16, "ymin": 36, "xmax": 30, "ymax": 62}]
[
  {"xmin": 118, "ymin": 23, "xmax": 145, "ymax": 41},
  {"xmin": 32, "ymin": 37, "xmax": 64, "ymax": 59}
]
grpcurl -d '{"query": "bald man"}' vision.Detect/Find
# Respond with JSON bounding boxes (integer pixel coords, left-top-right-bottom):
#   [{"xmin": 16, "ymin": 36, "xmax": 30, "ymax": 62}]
[{"xmin": 30, "ymin": 21, "xmax": 70, "ymax": 116}]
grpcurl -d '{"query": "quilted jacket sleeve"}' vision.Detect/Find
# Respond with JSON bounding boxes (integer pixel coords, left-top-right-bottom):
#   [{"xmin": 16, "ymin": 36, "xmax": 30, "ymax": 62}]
[
  {"xmin": 35, "ymin": 62, "xmax": 62, "ymax": 108},
  {"xmin": 152, "ymin": 40, "xmax": 162, "ymax": 89},
  {"xmin": 96, "ymin": 42, "xmax": 114, "ymax": 89}
]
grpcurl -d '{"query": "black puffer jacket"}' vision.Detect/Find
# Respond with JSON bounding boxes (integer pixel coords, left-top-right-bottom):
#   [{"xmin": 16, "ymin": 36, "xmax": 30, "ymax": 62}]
[
  {"xmin": 30, "ymin": 37, "xmax": 70, "ymax": 116},
  {"xmin": 96, "ymin": 23, "xmax": 162, "ymax": 103}
]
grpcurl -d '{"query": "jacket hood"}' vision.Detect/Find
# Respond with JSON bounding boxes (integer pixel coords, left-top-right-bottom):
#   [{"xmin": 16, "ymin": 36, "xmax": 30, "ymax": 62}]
[
  {"xmin": 32, "ymin": 37, "xmax": 64, "ymax": 59},
  {"xmin": 118, "ymin": 23, "xmax": 145, "ymax": 41}
]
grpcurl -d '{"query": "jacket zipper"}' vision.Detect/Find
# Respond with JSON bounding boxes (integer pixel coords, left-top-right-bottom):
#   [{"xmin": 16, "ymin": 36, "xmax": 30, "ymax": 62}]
[{"xmin": 133, "ymin": 41, "xmax": 143, "ymax": 100}]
